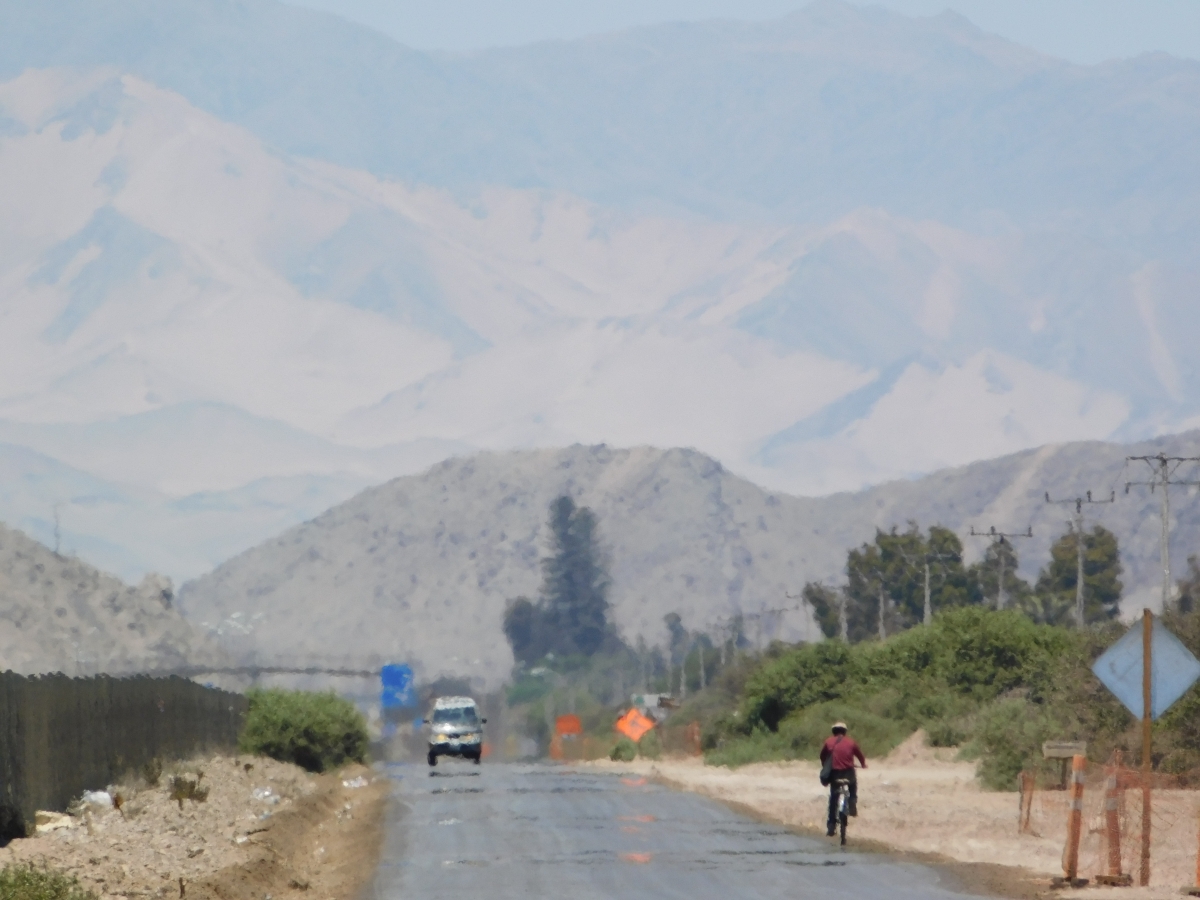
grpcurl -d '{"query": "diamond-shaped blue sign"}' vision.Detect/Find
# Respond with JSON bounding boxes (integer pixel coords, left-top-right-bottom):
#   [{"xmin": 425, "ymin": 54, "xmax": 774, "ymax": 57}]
[{"xmin": 1093, "ymin": 617, "xmax": 1200, "ymax": 720}]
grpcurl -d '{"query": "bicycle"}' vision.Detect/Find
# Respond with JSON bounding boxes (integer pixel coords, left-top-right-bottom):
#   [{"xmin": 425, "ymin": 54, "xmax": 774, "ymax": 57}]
[{"xmin": 833, "ymin": 777, "xmax": 851, "ymax": 845}]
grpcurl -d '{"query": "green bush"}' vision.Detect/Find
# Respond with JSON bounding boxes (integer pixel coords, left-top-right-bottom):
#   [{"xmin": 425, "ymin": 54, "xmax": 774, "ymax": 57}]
[
  {"xmin": 742, "ymin": 640, "xmax": 857, "ymax": 730},
  {"xmin": 782, "ymin": 703, "xmax": 912, "ymax": 760},
  {"xmin": 239, "ymin": 688, "xmax": 368, "ymax": 773},
  {"xmin": 610, "ymin": 736, "xmax": 637, "ymax": 762},
  {"xmin": 0, "ymin": 865, "xmax": 95, "ymax": 900},
  {"xmin": 637, "ymin": 729, "xmax": 662, "ymax": 760},
  {"xmin": 706, "ymin": 702, "xmax": 912, "ymax": 768},
  {"xmin": 705, "ymin": 729, "xmax": 795, "ymax": 768},
  {"xmin": 926, "ymin": 718, "xmax": 968, "ymax": 748},
  {"xmin": 506, "ymin": 676, "xmax": 552, "ymax": 706},
  {"xmin": 973, "ymin": 698, "xmax": 1060, "ymax": 790},
  {"xmin": 702, "ymin": 608, "xmax": 1101, "ymax": 784}
]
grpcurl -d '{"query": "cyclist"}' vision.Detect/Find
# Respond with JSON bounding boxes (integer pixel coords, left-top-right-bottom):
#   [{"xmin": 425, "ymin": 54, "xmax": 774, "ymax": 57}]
[{"xmin": 820, "ymin": 721, "xmax": 866, "ymax": 836}]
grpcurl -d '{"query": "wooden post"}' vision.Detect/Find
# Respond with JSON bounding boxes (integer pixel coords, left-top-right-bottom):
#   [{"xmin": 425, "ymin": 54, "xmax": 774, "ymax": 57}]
[
  {"xmin": 1104, "ymin": 766, "xmax": 1122, "ymax": 877},
  {"xmin": 1018, "ymin": 771, "xmax": 1034, "ymax": 834},
  {"xmin": 1141, "ymin": 608, "xmax": 1153, "ymax": 887},
  {"xmin": 1181, "ymin": 805, "xmax": 1200, "ymax": 898},
  {"xmin": 1195, "ymin": 807, "xmax": 1200, "ymax": 893},
  {"xmin": 1064, "ymin": 754, "xmax": 1087, "ymax": 882}
]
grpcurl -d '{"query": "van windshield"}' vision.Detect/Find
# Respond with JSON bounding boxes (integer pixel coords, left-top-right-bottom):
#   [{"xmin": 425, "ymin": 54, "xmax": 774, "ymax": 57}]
[{"xmin": 432, "ymin": 706, "xmax": 478, "ymax": 726}]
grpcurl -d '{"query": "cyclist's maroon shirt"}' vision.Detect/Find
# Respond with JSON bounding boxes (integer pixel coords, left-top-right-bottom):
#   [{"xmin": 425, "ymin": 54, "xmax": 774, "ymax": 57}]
[{"xmin": 820, "ymin": 735, "xmax": 866, "ymax": 770}]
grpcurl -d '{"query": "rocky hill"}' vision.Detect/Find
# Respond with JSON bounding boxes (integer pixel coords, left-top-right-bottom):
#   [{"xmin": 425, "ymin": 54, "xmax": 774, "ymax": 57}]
[
  {"xmin": 177, "ymin": 433, "xmax": 1200, "ymax": 688},
  {"xmin": 0, "ymin": 523, "xmax": 226, "ymax": 675}
]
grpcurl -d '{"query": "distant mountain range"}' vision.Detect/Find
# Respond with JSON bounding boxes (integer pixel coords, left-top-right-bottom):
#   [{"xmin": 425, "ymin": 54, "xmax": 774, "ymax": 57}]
[
  {"xmin": 0, "ymin": 0, "xmax": 1197, "ymax": 584},
  {"xmin": 178, "ymin": 433, "xmax": 1200, "ymax": 688}
]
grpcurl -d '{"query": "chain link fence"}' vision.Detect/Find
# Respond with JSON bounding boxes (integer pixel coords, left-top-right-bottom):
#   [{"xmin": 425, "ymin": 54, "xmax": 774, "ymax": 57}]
[{"xmin": 1020, "ymin": 753, "xmax": 1200, "ymax": 888}]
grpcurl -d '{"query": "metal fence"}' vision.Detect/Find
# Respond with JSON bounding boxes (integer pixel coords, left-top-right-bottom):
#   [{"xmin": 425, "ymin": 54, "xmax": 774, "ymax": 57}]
[{"xmin": 0, "ymin": 672, "xmax": 246, "ymax": 834}]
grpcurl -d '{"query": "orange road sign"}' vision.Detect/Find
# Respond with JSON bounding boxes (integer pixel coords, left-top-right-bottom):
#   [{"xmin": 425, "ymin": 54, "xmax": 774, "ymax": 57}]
[{"xmin": 615, "ymin": 708, "xmax": 656, "ymax": 743}]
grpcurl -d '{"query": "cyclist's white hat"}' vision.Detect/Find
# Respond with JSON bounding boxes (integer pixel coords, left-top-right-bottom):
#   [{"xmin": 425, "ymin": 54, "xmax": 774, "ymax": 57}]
[{"xmin": 832, "ymin": 721, "xmax": 848, "ymax": 730}]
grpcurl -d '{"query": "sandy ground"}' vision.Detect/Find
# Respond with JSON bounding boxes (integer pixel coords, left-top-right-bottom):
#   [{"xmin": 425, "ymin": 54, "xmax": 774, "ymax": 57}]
[
  {"xmin": 0, "ymin": 755, "xmax": 388, "ymax": 900},
  {"xmin": 587, "ymin": 733, "xmax": 1200, "ymax": 900}
]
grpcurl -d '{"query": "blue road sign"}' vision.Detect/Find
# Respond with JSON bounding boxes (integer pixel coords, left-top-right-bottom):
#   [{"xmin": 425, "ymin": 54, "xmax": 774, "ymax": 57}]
[
  {"xmin": 1092, "ymin": 616, "xmax": 1200, "ymax": 720},
  {"xmin": 380, "ymin": 664, "xmax": 415, "ymax": 710}
]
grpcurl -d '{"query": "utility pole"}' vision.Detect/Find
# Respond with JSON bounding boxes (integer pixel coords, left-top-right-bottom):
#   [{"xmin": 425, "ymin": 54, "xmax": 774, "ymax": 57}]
[
  {"xmin": 920, "ymin": 547, "xmax": 960, "ymax": 625},
  {"xmin": 1126, "ymin": 453, "xmax": 1200, "ymax": 613},
  {"xmin": 968, "ymin": 526, "xmax": 1033, "ymax": 610},
  {"xmin": 923, "ymin": 562, "xmax": 932, "ymax": 625},
  {"xmin": 895, "ymin": 545, "xmax": 957, "ymax": 626},
  {"xmin": 785, "ymin": 591, "xmax": 821, "ymax": 644},
  {"xmin": 1045, "ymin": 490, "xmax": 1115, "ymax": 628}
]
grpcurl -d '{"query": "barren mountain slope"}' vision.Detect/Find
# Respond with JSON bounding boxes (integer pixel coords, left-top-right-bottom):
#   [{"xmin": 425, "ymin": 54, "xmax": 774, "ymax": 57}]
[
  {"xmin": 0, "ymin": 523, "xmax": 226, "ymax": 674},
  {"xmin": 1, "ymin": 3, "xmax": 1200, "ymax": 589},
  {"xmin": 177, "ymin": 433, "xmax": 1200, "ymax": 687},
  {"xmin": 177, "ymin": 446, "xmax": 831, "ymax": 686}
]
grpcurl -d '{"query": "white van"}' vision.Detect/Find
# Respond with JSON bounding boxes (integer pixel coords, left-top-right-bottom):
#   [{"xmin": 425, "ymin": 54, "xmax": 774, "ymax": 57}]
[{"xmin": 426, "ymin": 696, "xmax": 485, "ymax": 766}]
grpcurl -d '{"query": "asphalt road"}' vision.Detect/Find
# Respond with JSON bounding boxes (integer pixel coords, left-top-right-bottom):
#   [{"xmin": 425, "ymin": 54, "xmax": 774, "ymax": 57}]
[{"xmin": 371, "ymin": 761, "xmax": 988, "ymax": 900}]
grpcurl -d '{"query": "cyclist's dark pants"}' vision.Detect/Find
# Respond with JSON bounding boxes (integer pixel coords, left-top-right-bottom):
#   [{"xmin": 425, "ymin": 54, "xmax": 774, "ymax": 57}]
[{"xmin": 827, "ymin": 769, "xmax": 857, "ymax": 827}]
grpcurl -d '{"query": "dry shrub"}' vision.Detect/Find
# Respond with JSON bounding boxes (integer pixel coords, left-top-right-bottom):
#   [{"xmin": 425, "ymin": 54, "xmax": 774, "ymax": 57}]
[{"xmin": 167, "ymin": 773, "xmax": 208, "ymax": 809}]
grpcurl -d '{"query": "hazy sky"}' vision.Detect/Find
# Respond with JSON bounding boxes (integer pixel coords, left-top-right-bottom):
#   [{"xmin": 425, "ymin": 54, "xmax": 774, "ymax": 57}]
[{"xmin": 284, "ymin": 0, "xmax": 1200, "ymax": 63}]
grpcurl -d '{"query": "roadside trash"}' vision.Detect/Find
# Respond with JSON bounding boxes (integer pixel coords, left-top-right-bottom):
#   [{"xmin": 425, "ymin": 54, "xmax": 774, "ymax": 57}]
[
  {"xmin": 82, "ymin": 790, "xmax": 114, "ymax": 809},
  {"xmin": 252, "ymin": 788, "xmax": 279, "ymax": 804},
  {"xmin": 34, "ymin": 811, "xmax": 75, "ymax": 833},
  {"xmin": 342, "ymin": 776, "xmax": 368, "ymax": 789}
]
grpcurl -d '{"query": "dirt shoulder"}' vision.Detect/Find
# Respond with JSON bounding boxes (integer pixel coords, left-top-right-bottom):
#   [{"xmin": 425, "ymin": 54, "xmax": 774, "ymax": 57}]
[
  {"xmin": 1, "ymin": 755, "xmax": 388, "ymax": 900},
  {"xmin": 585, "ymin": 733, "xmax": 1194, "ymax": 900}
]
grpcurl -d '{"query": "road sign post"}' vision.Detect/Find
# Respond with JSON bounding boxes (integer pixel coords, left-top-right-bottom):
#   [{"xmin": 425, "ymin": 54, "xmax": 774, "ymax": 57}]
[
  {"xmin": 1142, "ymin": 614, "xmax": 1152, "ymax": 888},
  {"xmin": 1092, "ymin": 610, "xmax": 1200, "ymax": 886}
]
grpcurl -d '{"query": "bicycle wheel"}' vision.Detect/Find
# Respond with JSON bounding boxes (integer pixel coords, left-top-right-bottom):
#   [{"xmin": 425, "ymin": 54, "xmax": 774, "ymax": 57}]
[{"xmin": 838, "ymin": 790, "xmax": 848, "ymax": 845}]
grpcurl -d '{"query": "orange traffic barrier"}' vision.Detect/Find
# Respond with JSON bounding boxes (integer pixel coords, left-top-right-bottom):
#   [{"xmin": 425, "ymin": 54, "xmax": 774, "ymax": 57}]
[
  {"xmin": 1103, "ymin": 765, "xmax": 1122, "ymax": 879},
  {"xmin": 1063, "ymin": 754, "xmax": 1086, "ymax": 882}
]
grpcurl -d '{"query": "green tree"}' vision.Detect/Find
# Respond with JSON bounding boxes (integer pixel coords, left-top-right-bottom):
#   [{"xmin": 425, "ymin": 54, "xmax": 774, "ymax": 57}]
[
  {"xmin": 502, "ymin": 496, "xmax": 615, "ymax": 664},
  {"xmin": 1034, "ymin": 525, "xmax": 1123, "ymax": 623},
  {"xmin": 1177, "ymin": 555, "xmax": 1200, "ymax": 614},
  {"xmin": 1016, "ymin": 591, "xmax": 1075, "ymax": 626},
  {"xmin": 503, "ymin": 596, "xmax": 548, "ymax": 666},
  {"xmin": 843, "ymin": 523, "xmax": 976, "ymax": 641},
  {"xmin": 802, "ymin": 582, "xmax": 842, "ymax": 639},
  {"xmin": 967, "ymin": 538, "xmax": 1032, "ymax": 611},
  {"xmin": 926, "ymin": 526, "xmax": 976, "ymax": 609},
  {"xmin": 543, "ymin": 496, "xmax": 612, "ymax": 655},
  {"xmin": 846, "ymin": 539, "xmax": 889, "ymax": 641}
]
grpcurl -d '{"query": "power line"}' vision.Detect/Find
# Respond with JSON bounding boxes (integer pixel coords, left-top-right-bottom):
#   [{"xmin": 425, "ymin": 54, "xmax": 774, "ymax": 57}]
[
  {"xmin": 744, "ymin": 602, "xmax": 802, "ymax": 649},
  {"xmin": 1126, "ymin": 453, "xmax": 1200, "ymax": 613},
  {"xmin": 1044, "ymin": 489, "xmax": 1115, "ymax": 627},
  {"xmin": 968, "ymin": 525, "xmax": 1033, "ymax": 611}
]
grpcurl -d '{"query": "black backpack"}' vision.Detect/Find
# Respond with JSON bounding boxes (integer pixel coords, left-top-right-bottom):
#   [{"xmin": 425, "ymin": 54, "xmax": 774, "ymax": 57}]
[{"xmin": 819, "ymin": 735, "xmax": 842, "ymax": 787}]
